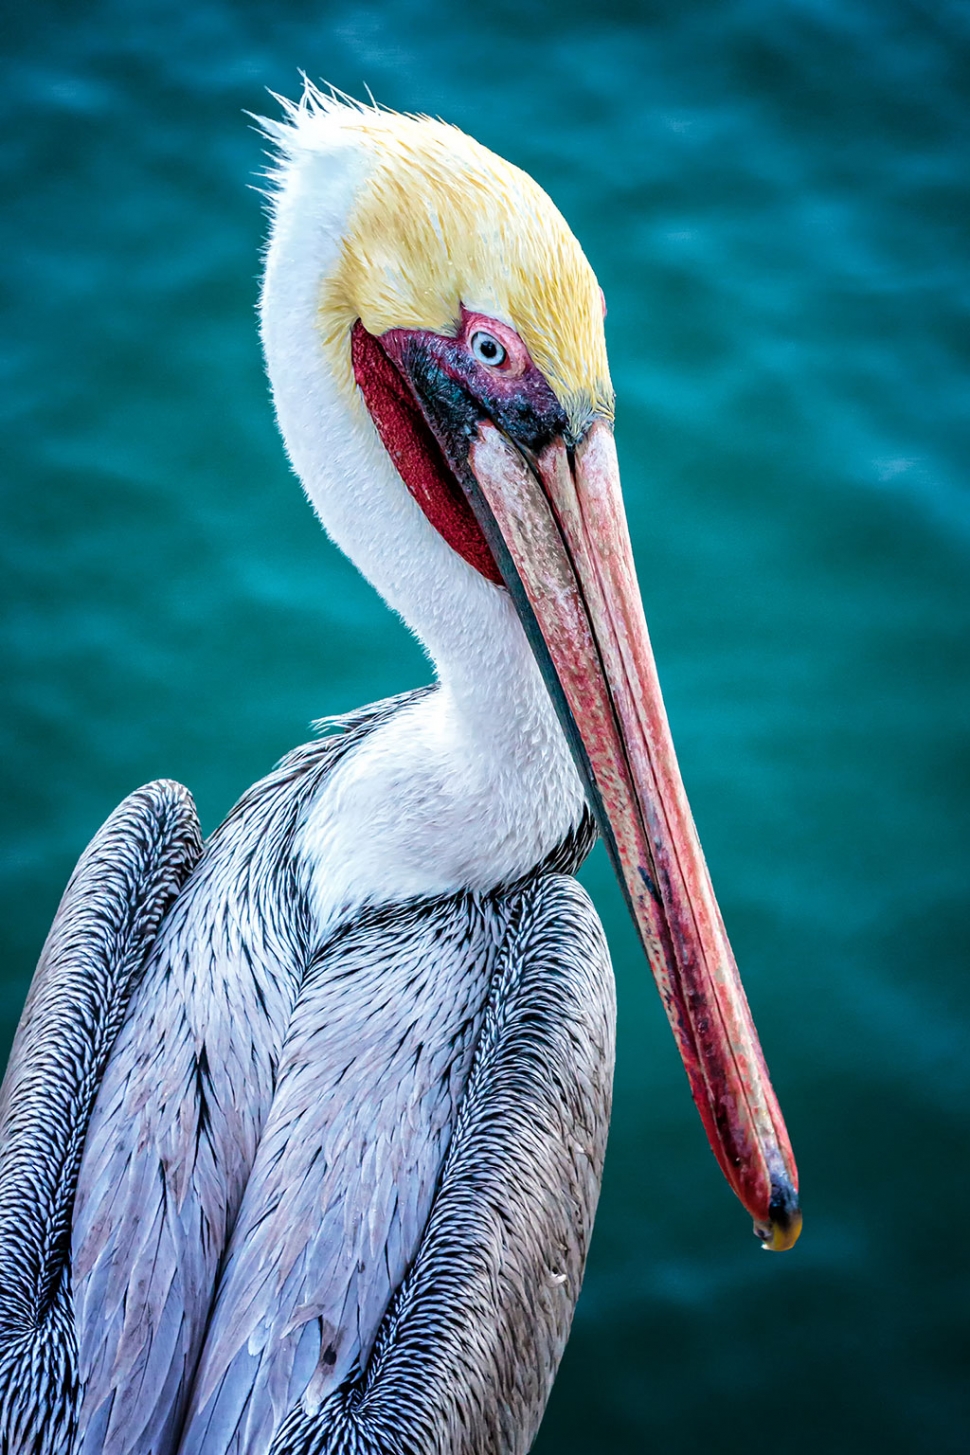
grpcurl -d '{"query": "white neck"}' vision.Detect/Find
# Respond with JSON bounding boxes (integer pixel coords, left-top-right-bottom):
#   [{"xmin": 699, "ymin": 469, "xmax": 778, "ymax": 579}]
[{"xmin": 259, "ymin": 117, "xmax": 586, "ymax": 924}]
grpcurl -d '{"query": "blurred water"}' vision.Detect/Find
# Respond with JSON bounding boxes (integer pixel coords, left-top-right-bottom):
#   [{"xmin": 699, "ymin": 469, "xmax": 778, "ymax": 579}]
[{"xmin": 1, "ymin": 1, "xmax": 968, "ymax": 1451}]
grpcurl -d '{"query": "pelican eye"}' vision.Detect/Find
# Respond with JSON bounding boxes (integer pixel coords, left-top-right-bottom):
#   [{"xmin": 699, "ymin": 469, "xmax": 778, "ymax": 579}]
[{"xmin": 469, "ymin": 331, "xmax": 507, "ymax": 367}]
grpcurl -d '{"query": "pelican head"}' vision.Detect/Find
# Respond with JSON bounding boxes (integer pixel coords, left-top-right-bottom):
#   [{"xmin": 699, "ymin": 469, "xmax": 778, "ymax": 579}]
[{"xmin": 258, "ymin": 85, "xmax": 800, "ymax": 1251}]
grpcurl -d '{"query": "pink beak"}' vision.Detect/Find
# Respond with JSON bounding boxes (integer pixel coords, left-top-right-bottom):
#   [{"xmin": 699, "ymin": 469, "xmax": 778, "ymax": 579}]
[{"xmin": 468, "ymin": 419, "xmax": 801, "ymax": 1250}]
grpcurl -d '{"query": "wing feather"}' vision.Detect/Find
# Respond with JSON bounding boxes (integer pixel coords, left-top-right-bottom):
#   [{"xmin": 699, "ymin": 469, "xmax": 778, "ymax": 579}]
[
  {"xmin": 176, "ymin": 874, "xmax": 613, "ymax": 1455},
  {"xmin": 70, "ymin": 700, "xmax": 420, "ymax": 1455},
  {"xmin": 269, "ymin": 874, "xmax": 614, "ymax": 1455},
  {"xmin": 0, "ymin": 781, "xmax": 202, "ymax": 1455},
  {"xmin": 177, "ymin": 895, "xmax": 499, "ymax": 1455}
]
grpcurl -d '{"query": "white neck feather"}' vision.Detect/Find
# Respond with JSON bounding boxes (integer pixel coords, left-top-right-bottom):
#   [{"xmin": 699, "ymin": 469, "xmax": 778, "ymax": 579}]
[{"xmin": 259, "ymin": 110, "xmax": 586, "ymax": 925}]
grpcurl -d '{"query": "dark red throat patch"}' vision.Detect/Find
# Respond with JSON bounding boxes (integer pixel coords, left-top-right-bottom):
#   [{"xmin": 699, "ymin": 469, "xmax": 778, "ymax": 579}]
[{"xmin": 351, "ymin": 321, "xmax": 502, "ymax": 585}]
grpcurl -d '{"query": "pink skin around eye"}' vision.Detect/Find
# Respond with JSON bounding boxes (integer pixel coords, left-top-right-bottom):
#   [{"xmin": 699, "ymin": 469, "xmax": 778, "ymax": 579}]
[{"xmin": 458, "ymin": 311, "xmax": 531, "ymax": 373}]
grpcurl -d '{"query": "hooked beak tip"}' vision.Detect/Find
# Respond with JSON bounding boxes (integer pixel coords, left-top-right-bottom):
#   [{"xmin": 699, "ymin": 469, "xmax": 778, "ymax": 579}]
[{"xmin": 756, "ymin": 1184, "xmax": 803, "ymax": 1251}]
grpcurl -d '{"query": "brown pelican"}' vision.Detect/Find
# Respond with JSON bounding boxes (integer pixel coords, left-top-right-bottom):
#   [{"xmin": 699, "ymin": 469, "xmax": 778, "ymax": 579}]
[{"xmin": 0, "ymin": 87, "xmax": 800, "ymax": 1455}]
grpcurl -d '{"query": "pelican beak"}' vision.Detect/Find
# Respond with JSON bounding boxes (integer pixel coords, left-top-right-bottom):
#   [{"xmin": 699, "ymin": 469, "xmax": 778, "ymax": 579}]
[
  {"xmin": 465, "ymin": 419, "xmax": 801, "ymax": 1251},
  {"xmin": 352, "ymin": 315, "xmax": 800, "ymax": 1247}
]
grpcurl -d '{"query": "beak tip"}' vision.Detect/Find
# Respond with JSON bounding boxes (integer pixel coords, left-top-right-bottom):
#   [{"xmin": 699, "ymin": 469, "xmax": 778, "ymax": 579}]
[{"xmin": 755, "ymin": 1189, "xmax": 803, "ymax": 1252}]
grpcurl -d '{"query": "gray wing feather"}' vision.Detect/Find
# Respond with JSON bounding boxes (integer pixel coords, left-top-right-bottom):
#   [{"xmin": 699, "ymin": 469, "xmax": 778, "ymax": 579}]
[
  {"xmin": 0, "ymin": 781, "xmax": 202, "ymax": 1455},
  {"xmin": 177, "ymin": 896, "xmax": 498, "ymax": 1455},
  {"xmin": 69, "ymin": 759, "xmax": 319, "ymax": 1455},
  {"xmin": 72, "ymin": 695, "xmax": 428, "ymax": 1455},
  {"xmin": 194, "ymin": 874, "xmax": 615, "ymax": 1455}
]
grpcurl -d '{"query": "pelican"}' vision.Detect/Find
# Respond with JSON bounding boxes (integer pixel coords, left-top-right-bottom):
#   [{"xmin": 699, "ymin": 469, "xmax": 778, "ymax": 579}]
[{"xmin": 0, "ymin": 87, "xmax": 800, "ymax": 1455}]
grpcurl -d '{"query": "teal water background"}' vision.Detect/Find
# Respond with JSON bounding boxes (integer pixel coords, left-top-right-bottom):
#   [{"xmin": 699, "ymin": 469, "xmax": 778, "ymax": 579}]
[{"xmin": 1, "ymin": 1, "xmax": 968, "ymax": 1450}]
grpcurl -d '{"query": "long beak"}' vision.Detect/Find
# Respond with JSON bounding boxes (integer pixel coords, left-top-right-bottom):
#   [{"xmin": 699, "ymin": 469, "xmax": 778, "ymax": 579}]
[{"xmin": 465, "ymin": 419, "xmax": 801, "ymax": 1250}]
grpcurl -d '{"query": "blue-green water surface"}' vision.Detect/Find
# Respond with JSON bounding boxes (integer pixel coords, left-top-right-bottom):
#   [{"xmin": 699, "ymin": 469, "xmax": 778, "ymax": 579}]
[{"xmin": 1, "ymin": 2, "xmax": 968, "ymax": 1451}]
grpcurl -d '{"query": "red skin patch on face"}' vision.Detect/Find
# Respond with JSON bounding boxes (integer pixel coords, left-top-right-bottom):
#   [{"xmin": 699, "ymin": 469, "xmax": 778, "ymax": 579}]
[{"xmin": 351, "ymin": 321, "xmax": 503, "ymax": 584}]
